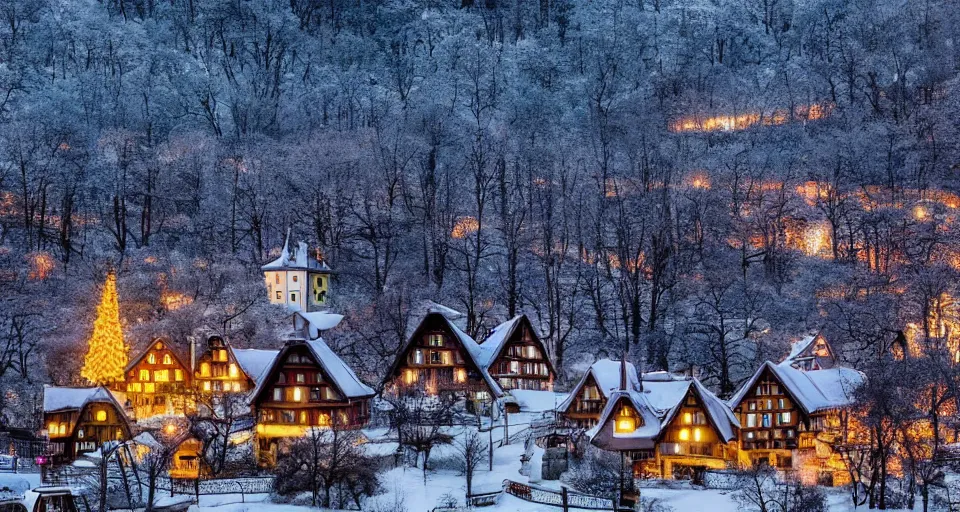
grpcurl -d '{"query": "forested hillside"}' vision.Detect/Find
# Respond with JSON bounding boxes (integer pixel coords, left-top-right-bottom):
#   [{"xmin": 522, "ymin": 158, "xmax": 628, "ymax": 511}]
[{"xmin": 2, "ymin": 0, "xmax": 960, "ymax": 422}]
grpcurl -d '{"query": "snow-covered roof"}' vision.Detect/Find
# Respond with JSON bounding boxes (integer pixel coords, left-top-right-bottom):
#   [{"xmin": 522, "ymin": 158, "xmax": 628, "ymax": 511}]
[
  {"xmin": 587, "ymin": 390, "xmax": 662, "ymax": 450},
  {"xmin": 304, "ymin": 338, "xmax": 375, "ymax": 398},
  {"xmin": 388, "ymin": 311, "xmax": 505, "ymax": 398},
  {"xmin": 640, "ymin": 374, "xmax": 739, "ymax": 442},
  {"xmin": 444, "ymin": 319, "xmax": 504, "ymax": 398},
  {"xmin": 557, "ymin": 359, "xmax": 641, "ymax": 413},
  {"xmin": 785, "ymin": 335, "xmax": 817, "ymax": 362},
  {"xmin": 509, "ymin": 390, "xmax": 568, "ymax": 412},
  {"xmin": 292, "ymin": 310, "xmax": 344, "ymax": 339},
  {"xmin": 262, "ymin": 234, "xmax": 331, "ymax": 272},
  {"xmin": 476, "ymin": 315, "xmax": 523, "ymax": 367},
  {"xmin": 729, "ymin": 361, "xmax": 864, "ymax": 415},
  {"xmin": 232, "ymin": 348, "xmax": 279, "ymax": 387},
  {"xmin": 780, "ymin": 332, "xmax": 836, "ymax": 370},
  {"xmin": 250, "ymin": 338, "xmax": 374, "ymax": 404},
  {"xmin": 43, "ymin": 386, "xmax": 125, "ymax": 413}
]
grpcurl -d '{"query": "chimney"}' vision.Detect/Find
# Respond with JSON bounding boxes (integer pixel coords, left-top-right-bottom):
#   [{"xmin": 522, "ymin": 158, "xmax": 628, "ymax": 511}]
[
  {"xmin": 188, "ymin": 336, "xmax": 196, "ymax": 372},
  {"xmin": 620, "ymin": 356, "xmax": 627, "ymax": 391}
]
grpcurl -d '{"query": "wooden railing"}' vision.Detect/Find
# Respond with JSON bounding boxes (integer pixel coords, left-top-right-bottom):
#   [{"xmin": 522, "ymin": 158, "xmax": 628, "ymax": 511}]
[{"xmin": 502, "ymin": 479, "xmax": 629, "ymax": 511}]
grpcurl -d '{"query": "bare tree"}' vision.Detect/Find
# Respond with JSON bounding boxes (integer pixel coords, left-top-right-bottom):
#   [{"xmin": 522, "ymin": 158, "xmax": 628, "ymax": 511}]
[{"xmin": 456, "ymin": 429, "xmax": 487, "ymax": 498}]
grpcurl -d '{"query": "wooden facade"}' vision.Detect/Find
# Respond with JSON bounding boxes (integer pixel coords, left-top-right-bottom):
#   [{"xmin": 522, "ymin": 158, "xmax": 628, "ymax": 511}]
[
  {"xmin": 729, "ymin": 362, "xmax": 859, "ymax": 485},
  {"xmin": 194, "ymin": 336, "xmax": 254, "ymax": 394},
  {"xmin": 44, "ymin": 388, "xmax": 132, "ymax": 461},
  {"xmin": 385, "ymin": 312, "xmax": 501, "ymax": 407},
  {"xmin": 639, "ymin": 386, "xmax": 738, "ymax": 481},
  {"xmin": 252, "ymin": 339, "xmax": 374, "ymax": 466},
  {"xmin": 122, "ymin": 339, "xmax": 193, "ymax": 418},
  {"xmin": 481, "ymin": 316, "xmax": 555, "ymax": 392},
  {"xmin": 560, "ymin": 374, "xmax": 606, "ymax": 428},
  {"xmin": 558, "ymin": 359, "xmax": 641, "ymax": 429}
]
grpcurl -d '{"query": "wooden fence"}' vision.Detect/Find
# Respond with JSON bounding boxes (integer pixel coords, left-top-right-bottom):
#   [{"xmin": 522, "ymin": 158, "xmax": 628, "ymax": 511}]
[
  {"xmin": 502, "ymin": 479, "xmax": 629, "ymax": 511},
  {"xmin": 158, "ymin": 476, "xmax": 275, "ymax": 497}
]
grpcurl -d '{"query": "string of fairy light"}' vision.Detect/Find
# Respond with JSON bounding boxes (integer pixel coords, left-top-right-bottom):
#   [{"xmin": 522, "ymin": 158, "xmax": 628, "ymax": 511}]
[{"xmin": 80, "ymin": 272, "xmax": 128, "ymax": 385}]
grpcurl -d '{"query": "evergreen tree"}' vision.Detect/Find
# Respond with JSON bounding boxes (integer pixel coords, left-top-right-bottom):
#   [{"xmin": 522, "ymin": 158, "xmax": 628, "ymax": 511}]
[{"xmin": 81, "ymin": 272, "xmax": 128, "ymax": 385}]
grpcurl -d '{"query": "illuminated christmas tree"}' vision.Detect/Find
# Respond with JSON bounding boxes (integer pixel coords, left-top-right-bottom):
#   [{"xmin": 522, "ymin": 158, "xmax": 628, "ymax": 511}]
[{"xmin": 81, "ymin": 272, "xmax": 128, "ymax": 385}]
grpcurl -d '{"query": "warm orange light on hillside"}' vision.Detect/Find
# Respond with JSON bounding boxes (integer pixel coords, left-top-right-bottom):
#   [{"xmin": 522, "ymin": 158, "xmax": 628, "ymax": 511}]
[
  {"xmin": 452, "ymin": 217, "xmax": 479, "ymax": 239},
  {"xmin": 28, "ymin": 252, "xmax": 54, "ymax": 280}
]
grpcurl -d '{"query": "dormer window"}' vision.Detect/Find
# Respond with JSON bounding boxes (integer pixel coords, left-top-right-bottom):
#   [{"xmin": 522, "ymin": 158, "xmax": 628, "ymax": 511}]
[{"xmin": 615, "ymin": 405, "xmax": 638, "ymax": 434}]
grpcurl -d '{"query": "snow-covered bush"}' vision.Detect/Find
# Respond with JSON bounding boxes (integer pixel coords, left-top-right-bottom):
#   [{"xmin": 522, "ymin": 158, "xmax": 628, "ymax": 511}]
[{"xmin": 561, "ymin": 447, "xmax": 621, "ymax": 498}]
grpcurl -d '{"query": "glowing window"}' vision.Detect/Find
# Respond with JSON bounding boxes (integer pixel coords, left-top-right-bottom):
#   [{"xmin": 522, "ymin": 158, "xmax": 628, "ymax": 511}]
[
  {"xmin": 403, "ymin": 369, "xmax": 418, "ymax": 385},
  {"xmin": 77, "ymin": 429, "xmax": 84, "ymax": 439},
  {"xmin": 48, "ymin": 422, "xmax": 57, "ymax": 434},
  {"xmin": 144, "ymin": 383, "xmax": 155, "ymax": 393},
  {"xmin": 300, "ymin": 411, "xmax": 307, "ymax": 424},
  {"xmin": 679, "ymin": 428, "xmax": 690, "ymax": 441},
  {"xmin": 148, "ymin": 354, "xmax": 156, "ymax": 364},
  {"xmin": 683, "ymin": 412, "xmax": 692, "ymax": 425},
  {"xmin": 95, "ymin": 410, "xmax": 107, "ymax": 422},
  {"xmin": 200, "ymin": 362, "xmax": 211, "ymax": 377},
  {"xmin": 428, "ymin": 334, "xmax": 444, "ymax": 347},
  {"xmin": 139, "ymin": 370, "xmax": 150, "ymax": 381},
  {"xmin": 318, "ymin": 414, "xmax": 331, "ymax": 427},
  {"xmin": 59, "ymin": 424, "xmax": 66, "ymax": 435},
  {"xmin": 175, "ymin": 369, "xmax": 184, "ymax": 381},
  {"xmin": 614, "ymin": 406, "xmax": 638, "ymax": 434},
  {"xmin": 203, "ymin": 381, "xmax": 211, "ymax": 391},
  {"xmin": 154, "ymin": 370, "xmax": 170, "ymax": 382},
  {"xmin": 232, "ymin": 382, "xmax": 241, "ymax": 392},
  {"xmin": 454, "ymin": 368, "xmax": 467, "ymax": 383},
  {"xmin": 163, "ymin": 354, "xmax": 172, "ymax": 365},
  {"xmin": 296, "ymin": 373, "xmax": 305, "ymax": 383},
  {"xmin": 229, "ymin": 364, "xmax": 239, "ymax": 378},
  {"xmin": 292, "ymin": 388, "xmax": 302, "ymax": 401},
  {"xmin": 693, "ymin": 428, "xmax": 702, "ymax": 442},
  {"xmin": 273, "ymin": 388, "xmax": 282, "ymax": 401},
  {"xmin": 510, "ymin": 361, "xmax": 520, "ymax": 374}
]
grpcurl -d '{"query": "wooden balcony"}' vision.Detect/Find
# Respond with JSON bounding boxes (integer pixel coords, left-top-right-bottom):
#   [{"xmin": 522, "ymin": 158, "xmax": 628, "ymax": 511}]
[{"xmin": 658, "ymin": 442, "xmax": 722, "ymax": 458}]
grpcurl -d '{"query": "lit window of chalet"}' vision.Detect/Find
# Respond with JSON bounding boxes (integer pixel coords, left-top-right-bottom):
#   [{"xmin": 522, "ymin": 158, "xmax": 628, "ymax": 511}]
[
  {"xmin": 614, "ymin": 405, "xmax": 639, "ymax": 434},
  {"xmin": 95, "ymin": 410, "xmax": 107, "ymax": 422},
  {"xmin": 163, "ymin": 354, "xmax": 172, "ymax": 365}
]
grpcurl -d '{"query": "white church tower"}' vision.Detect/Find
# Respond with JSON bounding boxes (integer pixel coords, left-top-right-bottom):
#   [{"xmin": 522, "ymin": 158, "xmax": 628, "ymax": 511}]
[{"xmin": 262, "ymin": 232, "xmax": 332, "ymax": 313}]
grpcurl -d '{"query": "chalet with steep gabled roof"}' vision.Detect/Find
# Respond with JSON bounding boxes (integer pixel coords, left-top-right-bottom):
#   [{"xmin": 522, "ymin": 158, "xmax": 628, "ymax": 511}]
[
  {"xmin": 477, "ymin": 315, "xmax": 555, "ymax": 392},
  {"xmin": 384, "ymin": 311, "xmax": 504, "ymax": 412},
  {"xmin": 43, "ymin": 386, "xmax": 133, "ymax": 461},
  {"xmin": 122, "ymin": 338, "xmax": 193, "ymax": 419},
  {"xmin": 586, "ymin": 365, "xmax": 740, "ymax": 482},
  {"xmin": 782, "ymin": 333, "xmax": 837, "ymax": 371},
  {"xmin": 194, "ymin": 335, "xmax": 276, "ymax": 395},
  {"xmin": 250, "ymin": 337, "xmax": 375, "ymax": 466},
  {"xmin": 728, "ymin": 361, "xmax": 864, "ymax": 485},
  {"xmin": 557, "ymin": 359, "xmax": 642, "ymax": 428}
]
